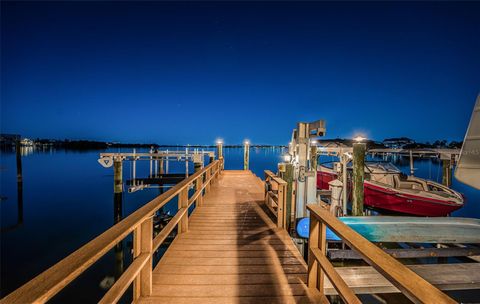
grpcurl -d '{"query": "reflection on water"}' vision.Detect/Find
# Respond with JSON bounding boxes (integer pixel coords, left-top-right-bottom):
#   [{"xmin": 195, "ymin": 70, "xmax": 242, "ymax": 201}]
[{"xmin": 0, "ymin": 146, "xmax": 479, "ymax": 302}]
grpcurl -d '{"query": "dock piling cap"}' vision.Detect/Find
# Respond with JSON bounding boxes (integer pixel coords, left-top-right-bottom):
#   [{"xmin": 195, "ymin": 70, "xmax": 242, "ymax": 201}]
[{"xmin": 328, "ymin": 179, "xmax": 343, "ymax": 187}]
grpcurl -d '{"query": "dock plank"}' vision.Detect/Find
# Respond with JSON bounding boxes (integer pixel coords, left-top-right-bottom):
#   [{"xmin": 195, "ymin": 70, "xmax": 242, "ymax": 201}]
[
  {"xmin": 324, "ymin": 263, "xmax": 480, "ymax": 295},
  {"xmin": 137, "ymin": 170, "xmax": 320, "ymax": 303}
]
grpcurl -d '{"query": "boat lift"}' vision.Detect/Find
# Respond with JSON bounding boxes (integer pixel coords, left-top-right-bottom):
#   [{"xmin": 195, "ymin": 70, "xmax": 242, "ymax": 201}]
[{"xmin": 98, "ymin": 149, "xmax": 216, "ymax": 193}]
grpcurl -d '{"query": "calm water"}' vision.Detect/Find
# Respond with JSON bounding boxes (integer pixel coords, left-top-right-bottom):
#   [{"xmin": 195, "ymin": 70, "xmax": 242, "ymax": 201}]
[{"xmin": 1, "ymin": 147, "xmax": 479, "ymax": 302}]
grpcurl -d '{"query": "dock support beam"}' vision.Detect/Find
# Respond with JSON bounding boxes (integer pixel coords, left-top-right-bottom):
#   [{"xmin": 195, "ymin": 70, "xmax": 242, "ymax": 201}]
[
  {"xmin": 352, "ymin": 143, "xmax": 365, "ymax": 216},
  {"xmin": 244, "ymin": 141, "xmax": 250, "ymax": 170}
]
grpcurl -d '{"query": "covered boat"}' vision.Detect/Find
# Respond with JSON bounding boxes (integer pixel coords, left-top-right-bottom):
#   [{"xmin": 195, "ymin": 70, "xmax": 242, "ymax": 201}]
[{"xmin": 317, "ymin": 162, "xmax": 464, "ymax": 216}]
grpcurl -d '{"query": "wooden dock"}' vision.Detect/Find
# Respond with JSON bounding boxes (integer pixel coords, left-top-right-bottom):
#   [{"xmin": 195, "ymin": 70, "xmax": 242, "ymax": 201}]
[
  {"xmin": 139, "ymin": 170, "xmax": 323, "ymax": 303},
  {"xmin": 2, "ymin": 159, "xmax": 478, "ymax": 304}
]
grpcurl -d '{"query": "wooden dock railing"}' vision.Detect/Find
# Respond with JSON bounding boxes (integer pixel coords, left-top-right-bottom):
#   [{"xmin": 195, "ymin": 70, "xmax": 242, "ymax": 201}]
[
  {"xmin": 264, "ymin": 170, "xmax": 287, "ymax": 228},
  {"xmin": 1, "ymin": 159, "xmax": 223, "ymax": 304},
  {"xmin": 306, "ymin": 203, "xmax": 457, "ymax": 304}
]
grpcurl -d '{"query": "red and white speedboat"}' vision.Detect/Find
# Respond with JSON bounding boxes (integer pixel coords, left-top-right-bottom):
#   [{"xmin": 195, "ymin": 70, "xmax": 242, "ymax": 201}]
[{"xmin": 317, "ymin": 162, "xmax": 464, "ymax": 216}]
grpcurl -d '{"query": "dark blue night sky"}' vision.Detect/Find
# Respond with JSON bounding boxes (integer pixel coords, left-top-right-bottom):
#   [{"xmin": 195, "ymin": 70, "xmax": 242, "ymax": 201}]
[{"xmin": 1, "ymin": 1, "xmax": 479, "ymax": 144}]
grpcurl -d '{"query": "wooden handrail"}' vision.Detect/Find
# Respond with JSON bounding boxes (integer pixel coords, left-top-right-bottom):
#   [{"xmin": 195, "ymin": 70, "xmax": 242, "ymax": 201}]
[
  {"xmin": 307, "ymin": 203, "xmax": 457, "ymax": 304},
  {"xmin": 1, "ymin": 159, "xmax": 223, "ymax": 304},
  {"xmin": 264, "ymin": 170, "xmax": 287, "ymax": 228}
]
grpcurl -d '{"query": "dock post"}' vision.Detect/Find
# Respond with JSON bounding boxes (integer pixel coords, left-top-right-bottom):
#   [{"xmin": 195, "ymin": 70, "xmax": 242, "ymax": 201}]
[
  {"xmin": 217, "ymin": 141, "xmax": 223, "ymax": 159},
  {"xmin": 340, "ymin": 153, "xmax": 348, "ymax": 215},
  {"xmin": 243, "ymin": 140, "xmax": 250, "ymax": 170},
  {"xmin": 352, "ymin": 143, "xmax": 365, "ymax": 216},
  {"xmin": 307, "ymin": 216, "xmax": 326, "ymax": 292},
  {"xmin": 194, "ymin": 159, "xmax": 203, "ymax": 207},
  {"xmin": 114, "ymin": 158, "xmax": 123, "ymax": 194},
  {"xmin": 409, "ymin": 150, "xmax": 414, "ymax": 175},
  {"xmin": 132, "ymin": 149, "xmax": 137, "ymax": 186},
  {"xmin": 15, "ymin": 139, "xmax": 23, "ymax": 224},
  {"xmin": 159, "ymin": 157, "xmax": 164, "ymax": 175},
  {"xmin": 442, "ymin": 159, "xmax": 452, "ymax": 187},
  {"xmin": 185, "ymin": 148, "xmax": 189, "ymax": 177},
  {"xmin": 133, "ymin": 216, "xmax": 153, "ymax": 299},
  {"xmin": 329, "ymin": 179, "xmax": 343, "ymax": 216},
  {"xmin": 178, "ymin": 188, "xmax": 189, "ymax": 234},
  {"xmin": 281, "ymin": 163, "xmax": 294, "ymax": 233}
]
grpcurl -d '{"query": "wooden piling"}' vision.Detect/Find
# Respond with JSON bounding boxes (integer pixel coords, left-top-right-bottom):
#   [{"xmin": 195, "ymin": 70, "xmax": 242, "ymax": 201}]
[
  {"xmin": 283, "ymin": 163, "xmax": 294, "ymax": 233},
  {"xmin": 442, "ymin": 159, "xmax": 452, "ymax": 187},
  {"xmin": 159, "ymin": 158, "xmax": 164, "ymax": 175},
  {"xmin": 243, "ymin": 142, "xmax": 250, "ymax": 170},
  {"xmin": 409, "ymin": 150, "xmax": 414, "ymax": 175},
  {"xmin": 178, "ymin": 188, "xmax": 188, "ymax": 233},
  {"xmin": 15, "ymin": 139, "xmax": 23, "ymax": 224},
  {"xmin": 194, "ymin": 162, "xmax": 203, "ymax": 207},
  {"xmin": 352, "ymin": 143, "xmax": 365, "ymax": 216},
  {"xmin": 217, "ymin": 142, "xmax": 223, "ymax": 159},
  {"xmin": 114, "ymin": 158, "xmax": 123, "ymax": 194}
]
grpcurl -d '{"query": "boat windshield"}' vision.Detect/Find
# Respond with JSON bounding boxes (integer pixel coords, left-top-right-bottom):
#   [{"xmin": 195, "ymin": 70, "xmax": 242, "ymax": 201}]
[{"xmin": 365, "ymin": 162, "xmax": 401, "ymax": 174}]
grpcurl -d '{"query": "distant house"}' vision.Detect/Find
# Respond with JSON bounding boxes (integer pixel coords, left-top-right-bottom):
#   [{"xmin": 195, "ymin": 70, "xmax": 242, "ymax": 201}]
[
  {"xmin": 382, "ymin": 137, "xmax": 415, "ymax": 149},
  {"xmin": 0, "ymin": 134, "xmax": 21, "ymax": 145}
]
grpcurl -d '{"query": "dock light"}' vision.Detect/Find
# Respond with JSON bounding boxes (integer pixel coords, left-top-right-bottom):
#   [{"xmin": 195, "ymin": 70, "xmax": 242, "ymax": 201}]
[
  {"xmin": 353, "ymin": 136, "xmax": 367, "ymax": 143},
  {"xmin": 283, "ymin": 154, "xmax": 292, "ymax": 162},
  {"xmin": 216, "ymin": 138, "xmax": 223, "ymax": 145},
  {"xmin": 244, "ymin": 139, "xmax": 250, "ymax": 145},
  {"xmin": 310, "ymin": 140, "xmax": 318, "ymax": 146}
]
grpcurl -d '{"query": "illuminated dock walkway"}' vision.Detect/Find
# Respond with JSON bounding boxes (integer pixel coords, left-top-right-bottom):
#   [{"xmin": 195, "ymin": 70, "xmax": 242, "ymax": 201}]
[{"xmin": 139, "ymin": 170, "xmax": 322, "ymax": 303}]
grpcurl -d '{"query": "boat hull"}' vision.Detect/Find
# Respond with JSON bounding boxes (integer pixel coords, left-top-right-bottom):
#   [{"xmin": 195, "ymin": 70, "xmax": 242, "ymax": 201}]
[
  {"xmin": 364, "ymin": 182, "xmax": 462, "ymax": 216},
  {"xmin": 316, "ymin": 170, "xmax": 462, "ymax": 216}
]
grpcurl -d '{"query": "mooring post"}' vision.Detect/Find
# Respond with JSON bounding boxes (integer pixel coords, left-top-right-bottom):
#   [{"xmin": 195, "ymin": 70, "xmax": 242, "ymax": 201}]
[
  {"xmin": 159, "ymin": 157, "xmax": 164, "ymax": 175},
  {"xmin": 216, "ymin": 141, "xmax": 223, "ymax": 159},
  {"xmin": 329, "ymin": 179, "xmax": 343, "ymax": 216},
  {"xmin": 409, "ymin": 150, "xmax": 414, "ymax": 175},
  {"xmin": 243, "ymin": 140, "xmax": 250, "ymax": 170},
  {"xmin": 341, "ymin": 153, "xmax": 348, "ymax": 215},
  {"xmin": 194, "ymin": 158, "xmax": 203, "ymax": 207},
  {"xmin": 132, "ymin": 149, "xmax": 137, "ymax": 186},
  {"xmin": 283, "ymin": 163, "xmax": 294, "ymax": 233},
  {"xmin": 15, "ymin": 139, "xmax": 23, "ymax": 224},
  {"xmin": 442, "ymin": 158, "xmax": 452, "ymax": 187},
  {"xmin": 352, "ymin": 142, "xmax": 365, "ymax": 216},
  {"xmin": 166, "ymin": 150, "xmax": 170, "ymax": 174},
  {"xmin": 149, "ymin": 148, "xmax": 153, "ymax": 177},
  {"xmin": 114, "ymin": 158, "xmax": 123, "ymax": 194},
  {"xmin": 113, "ymin": 186, "xmax": 123, "ymax": 280},
  {"xmin": 113, "ymin": 155, "xmax": 124, "ymax": 281}
]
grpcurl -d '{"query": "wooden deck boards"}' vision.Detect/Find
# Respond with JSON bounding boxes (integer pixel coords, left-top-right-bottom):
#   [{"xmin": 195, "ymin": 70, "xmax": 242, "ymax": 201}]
[{"xmin": 137, "ymin": 170, "xmax": 323, "ymax": 303}]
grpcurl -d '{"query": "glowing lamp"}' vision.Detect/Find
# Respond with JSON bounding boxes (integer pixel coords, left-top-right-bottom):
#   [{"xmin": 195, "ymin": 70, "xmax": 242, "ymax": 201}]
[{"xmin": 353, "ymin": 136, "xmax": 366, "ymax": 143}]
